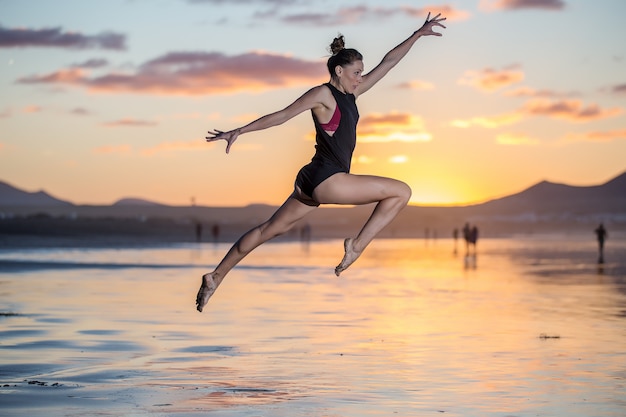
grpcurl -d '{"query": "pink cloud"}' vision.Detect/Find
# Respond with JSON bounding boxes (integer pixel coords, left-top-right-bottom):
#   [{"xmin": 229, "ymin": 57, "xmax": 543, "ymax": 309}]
[
  {"xmin": 0, "ymin": 25, "xmax": 126, "ymax": 50},
  {"xmin": 452, "ymin": 98, "xmax": 622, "ymax": 128},
  {"xmin": 18, "ymin": 51, "xmax": 326, "ymax": 96},
  {"xmin": 357, "ymin": 112, "xmax": 431, "ymax": 142},
  {"xmin": 522, "ymin": 99, "xmax": 623, "ymax": 122},
  {"xmin": 565, "ymin": 129, "xmax": 626, "ymax": 143},
  {"xmin": 395, "ymin": 80, "xmax": 435, "ymax": 90},
  {"xmin": 70, "ymin": 107, "xmax": 91, "ymax": 116},
  {"xmin": 480, "ymin": 0, "xmax": 565, "ymax": 11},
  {"xmin": 459, "ymin": 66, "xmax": 524, "ymax": 92},
  {"xmin": 277, "ymin": 4, "xmax": 469, "ymax": 26},
  {"xmin": 22, "ymin": 105, "xmax": 42, "ymax": 113},
  {"xmin": 504, "ymin": 86, "xmax": 577, "ymax": 98},
  {"xmin": 610, "ymin": 83, "xmax": 626, "ymax": 95}
]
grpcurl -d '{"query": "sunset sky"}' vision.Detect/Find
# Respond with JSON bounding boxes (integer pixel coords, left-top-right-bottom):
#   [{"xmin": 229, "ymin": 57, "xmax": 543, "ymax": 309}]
[{"xmin": 1, "ymin": 0, "xmax": 625, "ymax": 207}]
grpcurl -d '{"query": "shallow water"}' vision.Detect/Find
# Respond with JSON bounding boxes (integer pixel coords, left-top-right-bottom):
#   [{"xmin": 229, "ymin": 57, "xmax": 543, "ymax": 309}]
[{"xmin": 1, "ymin": 236, "xmax": 625, "ymax": 416}]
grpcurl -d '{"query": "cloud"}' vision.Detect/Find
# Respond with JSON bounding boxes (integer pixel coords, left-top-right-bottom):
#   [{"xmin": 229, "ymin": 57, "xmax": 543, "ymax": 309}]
[
  {"xmin": 0, "ymin": 25, "xmax": 126, "ymax": 50},
  {"xmin": 452, "ymin": 97, "xmax": 622, "ymax": 128},
  {"xmin": 355, "ymin": 155, "xmax": 375, "ymax": 164},
  {"xmin": 22, "ymin": 105, "xmax": 42, "ymax": 113},
  {"xmin": 103, "ymin": 118, "xmax": 158, "ymax": 127},
  {"xmin": 71, "ymin": 58, "xmax": 109, "ymax": 69},
  {"xmin": 188, "ymin": 0, "xmax": 298, "ymax": 4},
  {"xmin": 17, "ymin": 51, "xmax": 326, "ymax": 96},
  {"xmin": 564, "ymin": 129, "xmax": 626, "ymax": 143},
  {"xmin": 504, "ymin": 86, "xmax": 577, "ymax": 98},
  {"xmin": 0, "ymin": 108, "xmax": 10, "ymax": 118},
  {"xmin": 70, "ymin": 107, "xmax": 91, "ymax": 116},
  {"xmin": 479, "ymin": 0, "xmax": 565, "ymax": 11},
  {"xmin": 451, "ymin": 112, "xmax": 522, "ymax": 128},
  {"xmin": 522, "ymin": 98, "xmax": 623, "ymax": 122},
  {"xmin": 609, "ymin": 83, "xmax": 626, "ymax": 95},
  {"xmin": 389, "ymin": 155, "xmax": 409, "ymax": 164},
  {"xmin": 395, "ymin": 80, "xmax": 435, "ymax": 90},
  {"xmin": 357, "ymin": 112, "xmax": 432, "ymax": 143},
  {"xmin": 496, "ymin": 132, "xmax": 540, "ymax": 145},
  {"xmin": 275, "ymin": 5, "xmax": 469, "ymax": 27},
  {"xmin": 459, "ymin": 66, "xmax": 524, "ymax": 92}
]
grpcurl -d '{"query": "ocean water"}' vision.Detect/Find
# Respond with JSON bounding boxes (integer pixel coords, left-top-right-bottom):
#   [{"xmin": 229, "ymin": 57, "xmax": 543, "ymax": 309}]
[{"xmin": 0, "ymin": 236, "xmax": 625, "ymax": 417}]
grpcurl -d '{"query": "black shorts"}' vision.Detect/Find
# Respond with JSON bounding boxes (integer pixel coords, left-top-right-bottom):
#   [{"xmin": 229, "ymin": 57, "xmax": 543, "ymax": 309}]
[{"xmin": 295, "ymin": 160, "xmax": 346, "ymax": 202}]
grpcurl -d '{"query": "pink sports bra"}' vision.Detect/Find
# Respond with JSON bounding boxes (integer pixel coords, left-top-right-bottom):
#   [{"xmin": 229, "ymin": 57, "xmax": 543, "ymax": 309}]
[{"xmin": 320, "ymin": 104, "xmax": 341, "ymax": 131}]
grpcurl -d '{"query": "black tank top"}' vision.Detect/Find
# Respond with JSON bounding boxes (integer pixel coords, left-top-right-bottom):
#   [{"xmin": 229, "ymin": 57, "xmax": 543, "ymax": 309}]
[{"xmin": 310, "ymin": 83, "xmax": 359, "ymax": 172}]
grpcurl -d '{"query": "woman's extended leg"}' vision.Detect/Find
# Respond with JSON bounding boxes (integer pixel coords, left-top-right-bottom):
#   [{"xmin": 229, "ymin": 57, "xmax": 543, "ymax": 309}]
[
  {"xmin": 196, "ymin": 195, "xmax": 317, "ymax": 311},
  {"xmin": 312, "ymin": 173, "xmax": 412, "ymax": 275}
]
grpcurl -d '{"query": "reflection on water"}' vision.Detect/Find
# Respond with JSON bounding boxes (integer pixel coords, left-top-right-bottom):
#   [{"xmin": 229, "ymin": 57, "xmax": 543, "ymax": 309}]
[{"xmin": 0, "ymin": 236, "xmax": 625, "ymax": 416}]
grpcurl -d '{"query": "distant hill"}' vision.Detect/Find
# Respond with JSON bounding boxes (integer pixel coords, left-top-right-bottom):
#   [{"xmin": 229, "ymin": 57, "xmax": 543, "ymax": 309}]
[
  {"xmin": 471, "ymin": 170, "xmax": 626, "ymax": 215},
  {"xmin": 0, "ymin": 181, "xmax": 73, "ymax": 206},
  {"xmin": 1, "ymin": 170, "xmax": 624, "ymax": 238},
  {"xmin": 112, "ymin": 198, "xmax": 165, "ymax": 207}
]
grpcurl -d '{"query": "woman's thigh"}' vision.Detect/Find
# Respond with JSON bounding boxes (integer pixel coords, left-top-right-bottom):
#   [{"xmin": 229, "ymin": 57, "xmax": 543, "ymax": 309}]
[{"xmin": 313, "ymin": 173, "xmax": 411, "ymax": 205}]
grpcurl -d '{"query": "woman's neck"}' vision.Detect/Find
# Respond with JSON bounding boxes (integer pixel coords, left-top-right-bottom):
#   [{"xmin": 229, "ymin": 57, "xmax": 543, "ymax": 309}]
[{"xmin": 329, "ymin": 80, "xmax": 346, "ymax": 93}]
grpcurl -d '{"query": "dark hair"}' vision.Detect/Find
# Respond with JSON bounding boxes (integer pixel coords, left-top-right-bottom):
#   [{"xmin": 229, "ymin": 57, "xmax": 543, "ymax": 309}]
[{"xmin": 326, "ymin": 34, "xmax": 363, "ymax": 80}]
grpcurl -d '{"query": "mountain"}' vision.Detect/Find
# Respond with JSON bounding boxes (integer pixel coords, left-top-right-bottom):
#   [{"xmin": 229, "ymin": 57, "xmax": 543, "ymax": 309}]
[
  {"xmin": 473, "ymin": 171, "xmax": 626, "ymax": 215},
  {"xmin": 112, "ymin": 198, "xmax": 165, "ymax": 207},
  {"xmin": 0, "ymin": 181, "xmax": 73, "ymax": 206},
  {"xmin": 1, "ymin": 171, "xmax": 624, "ymax": 238}
]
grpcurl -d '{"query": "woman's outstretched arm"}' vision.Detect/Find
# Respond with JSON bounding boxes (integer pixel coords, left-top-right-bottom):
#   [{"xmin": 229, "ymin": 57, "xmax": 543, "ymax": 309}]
[
  {"xmin": 355, "ymin": 12, "xmax": 446, "ymax": 97},
  {"xmin": 206, "ymin": 85, "xmax": 329, "ymax": 154}
]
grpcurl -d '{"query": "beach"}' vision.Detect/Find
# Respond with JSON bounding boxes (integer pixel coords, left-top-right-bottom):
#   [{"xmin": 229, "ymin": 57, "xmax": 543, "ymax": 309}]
[{"xmin": 1, "ymin": 236, "xmax": 625, "ymax": 416}]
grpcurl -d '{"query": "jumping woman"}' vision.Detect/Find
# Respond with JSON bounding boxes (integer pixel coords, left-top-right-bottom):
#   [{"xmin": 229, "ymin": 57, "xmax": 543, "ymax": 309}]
[{"xmin": 197, "ymin": 12, "xmax": 446, "ymax": 312}]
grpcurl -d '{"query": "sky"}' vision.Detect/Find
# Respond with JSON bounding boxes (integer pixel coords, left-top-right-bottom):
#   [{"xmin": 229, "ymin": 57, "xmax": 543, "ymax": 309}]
[{"xmin": 1, "ymin": 0, "xmax": 625, "ymax": 207}]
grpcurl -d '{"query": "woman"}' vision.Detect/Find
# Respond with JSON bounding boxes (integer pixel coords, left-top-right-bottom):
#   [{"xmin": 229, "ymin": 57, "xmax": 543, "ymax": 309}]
[{"xmin": 197, "ymin": 12, "xmax": 446, "ymax": 312}]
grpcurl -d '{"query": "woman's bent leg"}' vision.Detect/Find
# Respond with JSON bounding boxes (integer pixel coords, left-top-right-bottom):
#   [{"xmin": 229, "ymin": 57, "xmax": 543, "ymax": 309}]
[
  {"xmin": 313, "ymin": 173, "xmax": 411, "ymax": 275},
  {"xmin": 196, "ymin": 195, "xmax": 317, "ymax": 311}
]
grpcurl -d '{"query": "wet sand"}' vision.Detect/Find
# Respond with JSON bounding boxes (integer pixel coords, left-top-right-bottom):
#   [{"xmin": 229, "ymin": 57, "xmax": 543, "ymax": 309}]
[{"xmin": 1, "ymin": 236, "xmax": 625, "ymax": 416}]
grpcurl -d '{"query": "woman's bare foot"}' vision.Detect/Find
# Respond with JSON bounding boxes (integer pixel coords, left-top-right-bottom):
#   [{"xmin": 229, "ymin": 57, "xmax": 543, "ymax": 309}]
[
  {"xmin": 335, "ymin": 238, "xmax": 361, "ymax": 276},
  {"xmin": 196, "ymin": 273, "xmax": 217, "ymax": 312}
]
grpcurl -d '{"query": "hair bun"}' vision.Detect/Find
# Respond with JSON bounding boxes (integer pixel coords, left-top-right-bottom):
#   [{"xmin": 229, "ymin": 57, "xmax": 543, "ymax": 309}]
[{"xmin": 329, "ymin": 34, "xmax": 345, "ymax": 55}]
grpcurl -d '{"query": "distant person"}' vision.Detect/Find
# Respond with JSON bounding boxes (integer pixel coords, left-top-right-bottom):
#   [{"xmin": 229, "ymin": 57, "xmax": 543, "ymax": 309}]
[
  {"xmin": 195, "ymin": 222, "xmax": 203, "ymax": 242},
  {"xmin": 469, "ymin": 225, "xmax": 478, "ymax": 255},
  {"xmin": 453, "ymin": 228, "xmax": 459, "ymax": 255},
  {"xmin": 595, "ymin": 223, "xmax": 607, "ymax": 263},
  {"xmin": 195, "ymin": 14, "xmax": 447, "ymax": 312},
  {"xmin": 211, "ymin": 223, "xmax": 220, "ymax": 243},
  {"xmin": 462, "ymin": 223, "xmax": 471, "ymax": 255}
]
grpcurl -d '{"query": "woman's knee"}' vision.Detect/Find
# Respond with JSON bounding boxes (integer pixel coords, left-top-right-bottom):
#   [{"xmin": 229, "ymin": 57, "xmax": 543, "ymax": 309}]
[{"xmin": 393, "ymin": 180, "xmax": 412, "ymax": 203}]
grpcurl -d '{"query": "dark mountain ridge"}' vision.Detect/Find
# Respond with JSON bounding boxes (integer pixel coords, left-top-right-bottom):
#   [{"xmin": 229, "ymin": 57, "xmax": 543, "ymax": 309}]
[
  {"xmin": 1, "ymin": 171, "xmax": 624, "ymax": 240},
  {"xmin": 469, "ymin": 171, "xmax": 626, "ymax": 216},
  {"xmin": 0, "ymin": 181, "xmax": 72, "ymax": 206}
]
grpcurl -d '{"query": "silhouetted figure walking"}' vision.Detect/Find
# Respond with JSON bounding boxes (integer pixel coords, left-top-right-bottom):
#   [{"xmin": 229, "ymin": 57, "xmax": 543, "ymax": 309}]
[
  {"xmin": 211, "ymin": 223, "xmax": 220, "ymax": 243},
  {"xmin": 462, "ymin": 223, "xmax": 471, "ymax": 255},
  {"xmin": 595, "ymin": 223, "xmax": 607, "ymax": 264},
  {"xmin": 453, "ymin": 228, "xmax": 459, "ymax": 255},
  {"xmin": 469, "ymin": 225, "xmax": 478, "ymax": 255},
  {"xmin": 195, "ymin": 222, "xmax": 203, "ymax": 242}
]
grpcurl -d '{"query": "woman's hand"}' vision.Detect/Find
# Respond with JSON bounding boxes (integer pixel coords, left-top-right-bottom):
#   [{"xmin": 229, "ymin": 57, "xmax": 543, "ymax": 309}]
[
  {"xmin": 206, "ymin": 128, "xmax": 240, "ymax": 154},
  {"xmin": 415, "ymin": 12, "xmax": 447, "ymax": 37}
]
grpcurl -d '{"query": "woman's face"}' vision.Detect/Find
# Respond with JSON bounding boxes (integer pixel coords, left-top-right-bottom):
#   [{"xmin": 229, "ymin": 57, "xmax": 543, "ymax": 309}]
[{"xmin": 336, "ymin": 60, "xmax": 363, "ymax": 94}]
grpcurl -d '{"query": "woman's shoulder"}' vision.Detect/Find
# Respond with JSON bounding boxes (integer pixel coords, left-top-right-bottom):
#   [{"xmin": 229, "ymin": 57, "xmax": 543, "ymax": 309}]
[{"xmin": 305, "ymin": 84, "xmax": 335, "ymax": 105}]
